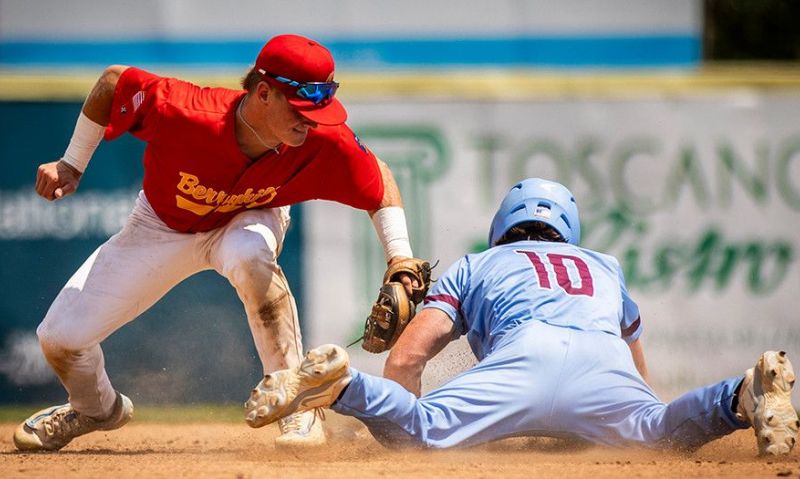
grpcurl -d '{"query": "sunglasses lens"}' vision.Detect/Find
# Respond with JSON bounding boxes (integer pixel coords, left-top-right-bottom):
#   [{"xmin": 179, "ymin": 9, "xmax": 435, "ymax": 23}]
[
  {"xmin": 265, "ymin": 72, "xmax": 339, "ymax": 105},
  {"xmin": 297, "ymin": 83, "xmax": 338, "ymax": 104}
]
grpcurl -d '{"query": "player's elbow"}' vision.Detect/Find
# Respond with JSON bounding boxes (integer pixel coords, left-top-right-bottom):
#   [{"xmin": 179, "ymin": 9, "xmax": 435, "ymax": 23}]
[
  {"xmin": 385, "ymin": 348, "xmax": 425, "ymax": 377},
  {"xmin": 99, "ymin": 65, "xmax": 129, "ymax": 87}
]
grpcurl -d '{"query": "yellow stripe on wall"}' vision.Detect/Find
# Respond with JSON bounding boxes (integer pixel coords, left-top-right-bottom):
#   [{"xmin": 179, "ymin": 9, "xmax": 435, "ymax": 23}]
[{"xmin": 2, "ymin": 64, "xmax": 799, "ymax": 101}]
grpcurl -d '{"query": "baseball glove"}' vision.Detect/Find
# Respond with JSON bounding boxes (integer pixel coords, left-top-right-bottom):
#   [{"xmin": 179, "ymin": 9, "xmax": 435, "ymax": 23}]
[
  {"xmin": 359, "ymin": 258, "xmax": 433, "ymax": 353},
  {"xmin": 382, "ymin": 258, "xmax": 432, "ymax": 304},
  {"xmin": 361, "ymin": 282, "xmax": 415, "ymax": 353}
]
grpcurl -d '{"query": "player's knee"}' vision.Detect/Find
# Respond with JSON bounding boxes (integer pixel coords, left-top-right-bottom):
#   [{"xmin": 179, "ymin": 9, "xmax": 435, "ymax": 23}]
[
  {"xmin": 37, "ymin": 323, "xmax": 71, "ymax": 357},
  {"xmin": 37, "ymin": 314, "xmax": 92, "ymax": 353},
  {"xmin": 225, "ymin": 255, "xmax": 274, "ymax": 295},
  {"xmin": 222, "ymin": 231, "xmax": 277, "ymax": 278}
]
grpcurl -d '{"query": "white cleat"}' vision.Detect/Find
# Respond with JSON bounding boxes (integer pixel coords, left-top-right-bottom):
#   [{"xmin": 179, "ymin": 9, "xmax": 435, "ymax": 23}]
[
  {"xmin": 13, "ymin": 392, "xmax": 134, "ymax": 451},
  {"xmin": 244, "ymin": 344, "xmax": 351, "ymax": 429},
  {"xmin": 274, "ymin": 410, "xmax": 327, "ymax": 449},
  {"xmin": 737, "ymin": 351, "xmax": 799, "ymax": 456}
]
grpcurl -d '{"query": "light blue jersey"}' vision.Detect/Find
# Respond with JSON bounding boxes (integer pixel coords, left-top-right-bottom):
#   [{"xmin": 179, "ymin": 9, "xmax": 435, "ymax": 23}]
[{"xmin": 423, "ymin": 241, "xmax": 641, "ymax": 360}]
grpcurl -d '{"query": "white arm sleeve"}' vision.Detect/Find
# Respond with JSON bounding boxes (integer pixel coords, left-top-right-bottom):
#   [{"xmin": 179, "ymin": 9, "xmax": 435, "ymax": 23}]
[
  {"xmin": 60, "ymin": 111, "xmax": 105, "ymax": 173},
  {"xmin": 371, "ymin": 206, "xmax": 413, "ymax": 262}
]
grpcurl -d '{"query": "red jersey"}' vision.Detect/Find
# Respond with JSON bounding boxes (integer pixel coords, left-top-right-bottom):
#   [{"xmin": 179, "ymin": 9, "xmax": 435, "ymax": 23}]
[{"xmin": 104, "ymin": 67, "xmax": 384, "ymax": 233}]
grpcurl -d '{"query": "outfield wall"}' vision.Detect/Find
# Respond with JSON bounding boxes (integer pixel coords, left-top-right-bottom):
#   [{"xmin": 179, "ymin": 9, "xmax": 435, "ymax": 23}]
[{"xmin": 1, "ymin": 71, "xmax": 799, "ymax": 404}]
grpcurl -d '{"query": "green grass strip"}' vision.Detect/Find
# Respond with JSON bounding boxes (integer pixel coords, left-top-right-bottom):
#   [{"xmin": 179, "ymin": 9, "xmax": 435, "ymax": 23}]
[{"xmin": 0, "ymin": 404, "xmax": 244, "ymax": 423}]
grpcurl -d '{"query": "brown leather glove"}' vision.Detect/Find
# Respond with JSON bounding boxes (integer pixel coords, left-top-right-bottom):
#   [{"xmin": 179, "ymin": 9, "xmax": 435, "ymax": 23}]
[{"xmin": 360, "ymin": 258, "xmax": 433, "ymax": 353}]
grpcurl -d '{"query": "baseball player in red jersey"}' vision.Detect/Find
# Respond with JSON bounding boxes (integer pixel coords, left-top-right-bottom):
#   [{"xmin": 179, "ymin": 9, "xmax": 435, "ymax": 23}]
[{"xmin": 15, "ymin": 34, "xmax": 420, "ymax": 450}]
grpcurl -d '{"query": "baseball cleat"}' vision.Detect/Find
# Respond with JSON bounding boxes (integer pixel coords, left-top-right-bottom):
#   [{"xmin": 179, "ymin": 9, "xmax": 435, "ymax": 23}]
[
  {"xmin": 736, "ymin": 351, "xmax": 799, "ymax": 456},
  {"xmin": 274, "ymin": 410, "xmax": 327, "ymax": 448},
  {"xmin": 13, "ymin": 392, "xmax": 133, "ymax": 451},
  {"xmin": 244, "ymin": 344, "xmax": 351, "ymax": 428}
]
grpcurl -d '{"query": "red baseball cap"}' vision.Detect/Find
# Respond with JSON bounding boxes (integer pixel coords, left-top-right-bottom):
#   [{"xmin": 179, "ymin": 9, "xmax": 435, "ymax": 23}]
[{"xmin": 255, "ymin": 34, "xmax": 347, "ymax": 126}]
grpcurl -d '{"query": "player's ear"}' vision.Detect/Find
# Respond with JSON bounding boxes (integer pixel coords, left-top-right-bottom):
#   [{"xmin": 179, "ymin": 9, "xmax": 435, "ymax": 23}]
[{"xmin": 256, "ymin": 81, "xmax": 271, "ymax": 104}]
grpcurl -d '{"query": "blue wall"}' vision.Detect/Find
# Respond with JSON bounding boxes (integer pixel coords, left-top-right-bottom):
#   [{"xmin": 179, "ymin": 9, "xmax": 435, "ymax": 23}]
[{"xmin": 0, "ymin": 35, "xmax": 700, "ymax": 70}]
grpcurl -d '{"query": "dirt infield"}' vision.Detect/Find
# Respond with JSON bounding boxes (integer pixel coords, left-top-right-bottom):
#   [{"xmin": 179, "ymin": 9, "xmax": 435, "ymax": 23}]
[{"xmin": 0, "ymin": 413, "xmax": 796, "ymax": 479}]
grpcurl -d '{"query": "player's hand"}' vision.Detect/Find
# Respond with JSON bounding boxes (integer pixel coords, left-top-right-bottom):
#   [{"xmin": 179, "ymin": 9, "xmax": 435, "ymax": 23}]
[
  {"xmin": 396, "ymin": 272, "xmax": 419, "ymax": 298},
  {"xmin": 388, "ymin": 257, "xmax": 420, "ymax": 298},
  {"xmin": 35, "ymin": 159, "xmax": 82, "ymax": 201}
]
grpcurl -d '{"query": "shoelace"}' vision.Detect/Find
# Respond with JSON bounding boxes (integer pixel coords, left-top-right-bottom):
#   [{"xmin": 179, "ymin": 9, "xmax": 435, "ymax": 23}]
[
  {"xmin": 278, "ymin": 409, "xmax": 325, "ymax": 435},
  {"xmin": 42, "ymin": 408, "xmax": 85, "ymax": 439},
  {"xmin": 278, "ymin": 414, "xmax": 304, "ymax": 434},
  {"xmin": 314, "ymin": 407, "xmax": 326, "ymax": 422}
]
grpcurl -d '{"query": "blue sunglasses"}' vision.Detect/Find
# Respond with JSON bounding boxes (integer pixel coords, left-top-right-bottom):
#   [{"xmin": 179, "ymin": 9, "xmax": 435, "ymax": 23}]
[{"xmin": 258, "ymin": 69, "xmax": 339, "ymax": 105}]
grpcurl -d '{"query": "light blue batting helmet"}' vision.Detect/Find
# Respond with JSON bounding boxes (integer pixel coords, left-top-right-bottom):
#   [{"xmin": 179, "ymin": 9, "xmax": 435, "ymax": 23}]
[{"xmin": 488, "ymin": 178, "xmax": 581, "ymax": 247}]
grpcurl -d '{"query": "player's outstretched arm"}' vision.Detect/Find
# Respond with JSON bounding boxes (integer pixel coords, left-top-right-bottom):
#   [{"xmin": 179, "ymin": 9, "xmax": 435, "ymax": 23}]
[
  {"xmin": 368, "ymin": 158, "xmax": 424, "ymax": 295},
  {"xmin": 384, "ymin": 308, "xmax": 455, "ymax": 397},
  {"xmin": 628, "ymin": 338, "xmax": 651, "ymax": 385},
  {"xmin": 35, "ymin": 65, "xmax": 128, "ymax": 201}
]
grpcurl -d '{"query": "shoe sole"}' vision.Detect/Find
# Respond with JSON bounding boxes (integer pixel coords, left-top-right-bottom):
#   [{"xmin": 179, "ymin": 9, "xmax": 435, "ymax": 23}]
[
  {"xmin": 245, "ymin": 345, "xmax": 349, "ymax": 428},
  {"xmin": 752, "ymin": 351, "xmax": 799, "ymax": 456}
]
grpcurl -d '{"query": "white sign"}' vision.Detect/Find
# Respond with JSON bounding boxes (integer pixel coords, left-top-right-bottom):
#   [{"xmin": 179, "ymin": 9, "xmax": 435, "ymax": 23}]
[{"xmin": 305, "ymin": 92, "xmax": 800, "ymax": 400}]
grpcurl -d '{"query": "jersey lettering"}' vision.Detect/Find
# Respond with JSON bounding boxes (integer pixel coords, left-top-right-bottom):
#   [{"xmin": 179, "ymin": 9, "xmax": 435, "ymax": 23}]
[
  {"xmin": 516, "ymin": 250, "xmax": 595, "ymax": 297},
  {"xmin": 521, "ymin": 250, "xmax": 551, "ymax": 289},
  {"xmin": 175, "ymin": 171, "xmax": 279, "ymax": 216}
]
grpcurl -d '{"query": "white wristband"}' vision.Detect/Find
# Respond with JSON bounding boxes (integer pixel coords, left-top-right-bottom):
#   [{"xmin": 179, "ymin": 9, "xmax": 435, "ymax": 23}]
[
  {"xmin": 371, "ymin": 206, "xmax": 413, "ymax": 262},
  {"xmin": 61, "ymin": 111, "xmax": 105, "ymax": 173}
]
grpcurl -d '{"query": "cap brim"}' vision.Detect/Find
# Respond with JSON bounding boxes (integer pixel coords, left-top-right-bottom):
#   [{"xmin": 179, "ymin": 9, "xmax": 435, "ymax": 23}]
[{"xmin": 287, "ymin": 97, "xmax": 347, "ymax": 126}]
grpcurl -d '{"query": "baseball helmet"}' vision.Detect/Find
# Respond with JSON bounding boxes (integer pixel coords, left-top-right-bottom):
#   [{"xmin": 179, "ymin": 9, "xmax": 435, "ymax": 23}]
[{"xmin": 488, "ymin": 178, "xmax": 581, "ymax": 247}]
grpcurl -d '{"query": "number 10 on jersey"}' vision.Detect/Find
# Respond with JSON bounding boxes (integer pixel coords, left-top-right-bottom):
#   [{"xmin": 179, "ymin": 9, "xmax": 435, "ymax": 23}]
[{"xmin": 516, "ymin": 250, "xmax": 595, "ymax": 296}]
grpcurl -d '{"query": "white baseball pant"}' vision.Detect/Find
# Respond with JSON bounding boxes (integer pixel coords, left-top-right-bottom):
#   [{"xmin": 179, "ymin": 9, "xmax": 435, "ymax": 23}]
[{"xmin": 36, "ymin": 190, "xmax": 302, "ymax": 418}]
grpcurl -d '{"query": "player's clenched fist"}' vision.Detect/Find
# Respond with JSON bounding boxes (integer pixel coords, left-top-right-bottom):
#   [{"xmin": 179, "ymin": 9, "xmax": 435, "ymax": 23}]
[{"xmin": 35, "ymin": 159, "xmax": 82, "ymax": 201}]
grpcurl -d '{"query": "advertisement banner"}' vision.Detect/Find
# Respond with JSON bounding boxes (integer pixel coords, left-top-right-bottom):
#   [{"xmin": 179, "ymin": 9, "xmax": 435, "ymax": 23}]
[{"xmin": 307, "ymin": 93, "xmax": 800, "ymax": 399}]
